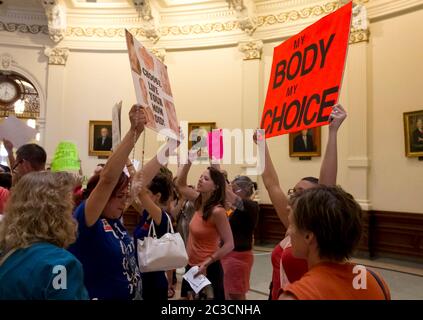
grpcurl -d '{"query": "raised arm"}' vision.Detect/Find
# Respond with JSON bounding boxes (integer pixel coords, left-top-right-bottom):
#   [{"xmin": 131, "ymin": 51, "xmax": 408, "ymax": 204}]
[
  {"xmin": 169, "ymin": 194, "xmax": 185, "ymax": 221},
  {"xmin": 175, "ymin": 162, "xmax": 199, "ymax": 202},
  {"xmin": 254, "ymin": 131, "xmax": 289, "ymax": 228},
  {"xmin": 138, "ymin": 187, "xmax": 163, "ymax": 225},
  {"xmin": 195, "ymin": 207, "xmax": 234, "ymax": 277},
  {"xmin": 318, "ymin": 104, "xmax": 347, "ymax": 186},
  {"xmin": 3, "ymin": 139, "xmax": 15, "ymax": 169},
  {"xmin": 85, "ymin": 105, "xmax": 145, "ymax": 227},
  {"xmin": 131, "ymin": 138, "xmax": 179, "ymax": 199}
]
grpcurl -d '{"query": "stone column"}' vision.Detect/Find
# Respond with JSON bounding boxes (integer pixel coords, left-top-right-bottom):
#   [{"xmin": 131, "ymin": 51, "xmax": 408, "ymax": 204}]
[
  {"xmin": 345, "ymin": 4, "xmax": 371, "ymax": 210},
  {"xmin": 43, "ymin": 47, "xmax": 69, "ymax": 159},
  {"xmin": 238, "ymin": 39, "xmax": 263, "ymax": 199}
]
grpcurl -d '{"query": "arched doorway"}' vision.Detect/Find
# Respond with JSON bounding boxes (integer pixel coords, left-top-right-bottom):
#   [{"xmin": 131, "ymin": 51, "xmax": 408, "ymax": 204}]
[{"xmin": 0, "ymin": 71, "xmax": 41, "ymax": 167}]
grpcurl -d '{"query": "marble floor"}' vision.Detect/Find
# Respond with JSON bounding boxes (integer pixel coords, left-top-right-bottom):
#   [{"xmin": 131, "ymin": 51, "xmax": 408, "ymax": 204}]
[{"xmin": 173, "ymin": 247, "xmax": 423, "ymax": 300}]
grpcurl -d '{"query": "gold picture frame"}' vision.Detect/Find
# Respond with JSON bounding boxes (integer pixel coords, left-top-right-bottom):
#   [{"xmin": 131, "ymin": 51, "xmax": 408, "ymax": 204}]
[
  {"xmin": 289, "ymin": 127, "xmax": 322, "ymax": 158},
  {"xmin": 403, "ymin": 110, "xmax": 423, "ymax": 157},
  {"xmin": 89, "ymin": 120, "xmax": 113, "ymax": 157},
  {"xmin": 188, "ymin": 122, "xmax": 216, "ymax": 160}
]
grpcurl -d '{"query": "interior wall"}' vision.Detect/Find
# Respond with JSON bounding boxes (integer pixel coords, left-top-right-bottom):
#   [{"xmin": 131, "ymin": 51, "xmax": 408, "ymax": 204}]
[
  {"xmin": 368, "ymin": 9, "xmax": 423, "ymax": 214},
  {"xmin": 0, "ymin": 4, "xmax": 422, "ymax": 215}
]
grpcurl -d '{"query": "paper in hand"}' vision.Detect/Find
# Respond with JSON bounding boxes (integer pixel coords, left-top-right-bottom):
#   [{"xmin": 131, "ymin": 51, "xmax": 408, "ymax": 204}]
[{"xmin": 182, "ymin": 266, "xmax": 211, "ymax": 294}]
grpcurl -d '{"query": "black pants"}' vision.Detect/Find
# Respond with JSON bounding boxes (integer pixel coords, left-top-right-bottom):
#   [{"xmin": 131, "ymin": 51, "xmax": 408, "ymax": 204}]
[
  {"xmin": 141, "ymin": 271, "xmax": 168, "ymax": 301},
  {"xmin": 180, "ymin": 261, "xmax": 225, "ymax": 301}
]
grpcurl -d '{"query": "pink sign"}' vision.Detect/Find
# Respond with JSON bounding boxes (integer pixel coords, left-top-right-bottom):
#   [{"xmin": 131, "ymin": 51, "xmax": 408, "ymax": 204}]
[{"xmin": 207, "ymin": 129, "xmax": 223, "ymax": 160}]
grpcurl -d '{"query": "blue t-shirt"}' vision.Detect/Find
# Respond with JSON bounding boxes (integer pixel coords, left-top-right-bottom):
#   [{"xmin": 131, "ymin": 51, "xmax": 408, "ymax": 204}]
[
  {"xmin": 0, "ymin": 242, "xmax": 88, "ymax": 300},
  {"xmin": 68, "ymin": 201, "xmax": 141, "ymax": 300}
]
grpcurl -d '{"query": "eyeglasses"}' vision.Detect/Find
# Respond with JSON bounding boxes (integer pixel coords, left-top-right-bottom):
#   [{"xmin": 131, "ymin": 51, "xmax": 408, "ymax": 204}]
[
  {"xmin": 12, "ymin": 159, "xmax": 23, "ymax": 173},
  {"xmin": 287, "ymin": 188, "xmax": 305, "ymax": 199},
  {"xmin": 287, "ymin": 188, "xmax": 296, "ymax": 197}
]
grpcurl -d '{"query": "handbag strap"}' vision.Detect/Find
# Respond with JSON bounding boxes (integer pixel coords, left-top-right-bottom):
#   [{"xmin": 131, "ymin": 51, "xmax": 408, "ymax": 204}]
[
  {"xmin": 368, "ymin": 268, "xmax": 389, "ymax": 300},
  {"xmin": 165, "ymin": 212, "xmax": 175, "ymax": 234},
  {"xmin": 147, "ymin": 217, "xmax": 158, "ymax": 238},
  {"xmin": 147, "ymin": 212, "xmax": 175, "ymax": 238}
]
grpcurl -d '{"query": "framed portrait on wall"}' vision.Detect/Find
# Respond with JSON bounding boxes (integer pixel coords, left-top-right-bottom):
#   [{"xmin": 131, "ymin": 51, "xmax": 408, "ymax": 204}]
[
  {"xmin": 89, "ymin": 120, "xmax": 113, "ymax": 157},
  {"xmin": 188, "ymin": 122, "xmax": 216, "ymax": 160},
  {"xmin": 403, "ymin": 110, "xmax": 423, "ymax": 157},
  {"xmin": 289, "ymin": 127, "xmax": 321, "ymax": 158}
]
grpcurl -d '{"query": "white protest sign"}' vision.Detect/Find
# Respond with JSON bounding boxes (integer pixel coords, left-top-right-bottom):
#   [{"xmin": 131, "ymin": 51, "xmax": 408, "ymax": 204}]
[
  {"xmin": 0, "ymin": 115, "xmax": 37, "ymax": 148},
  {"xmin": 112, "ymin": 100, "xmax": 122, "ymax": 150},
  {"xmin": 125, "ymin": 29, "xmax": 179, "ymax": 139}
]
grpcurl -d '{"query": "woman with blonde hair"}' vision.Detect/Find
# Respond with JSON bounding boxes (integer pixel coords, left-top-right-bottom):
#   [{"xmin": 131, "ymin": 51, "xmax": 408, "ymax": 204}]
[{"xmin": 0, "ymin": 171, "xmax": 88, "ymax": 299}]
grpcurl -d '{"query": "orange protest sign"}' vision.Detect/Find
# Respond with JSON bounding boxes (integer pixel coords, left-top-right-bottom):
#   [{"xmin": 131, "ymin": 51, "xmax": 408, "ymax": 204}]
[{"xmin": 261, "ymin": 2, "xmax": 352, "ymax": 138}]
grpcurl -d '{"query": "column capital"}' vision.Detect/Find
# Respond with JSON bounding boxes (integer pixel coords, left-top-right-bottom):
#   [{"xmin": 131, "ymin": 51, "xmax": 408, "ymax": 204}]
[
  {"xmin": 150, "ymin": 48, "xmax": 166, "ymax": 63},
  {"xmin": 350, "ymin": 3, "xmax": 370, "ymax": 44},
  {"xmin": 44, "ymin": 47, "xmax": 69, "ymax": 65},
  {"xmin": 238, "ymin": 40, "xmax": 263, "ymax": 60}
]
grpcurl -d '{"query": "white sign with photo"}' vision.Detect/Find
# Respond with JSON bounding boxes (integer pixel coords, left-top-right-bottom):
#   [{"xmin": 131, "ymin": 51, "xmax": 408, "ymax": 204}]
[{"xmin": 125, "ymin": 30, "xmax": 179, "ymax": 139}]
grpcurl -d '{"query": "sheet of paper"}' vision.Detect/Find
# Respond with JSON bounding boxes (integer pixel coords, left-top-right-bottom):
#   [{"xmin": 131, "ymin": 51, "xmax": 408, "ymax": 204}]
[
  {"xmin": 0, "ymin": 115, "xmax": 37, "ymax": 148},
  {"xmin": 182, "ymin": 266, "xmax": 211, "ymax": 294},
  {"xmin": 112, "ymin": 101, "xmax": 122, "ymax": 151}
]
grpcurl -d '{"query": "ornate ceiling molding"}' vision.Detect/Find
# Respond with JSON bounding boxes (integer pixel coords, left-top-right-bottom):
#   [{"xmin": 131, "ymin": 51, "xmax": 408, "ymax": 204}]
[
  {"xmin": 349, "ymin": 29, "xmax": 369, "ymax": 44},
  {"xmin": 1, "ymin": 0, "xmax": 421, "ymax": 50},
  {"xmin": 349, "ymin": 1, "xmax": 370, "ymax": 44},
  {"xmin": 227, "ymin": 0, "xmax": 257, "ymax": 36},
  {"xmin": 133, "ymin": 0, "xmax": 153, "ymax": 21},
  {"xmin": 238, "ymin": 39, "xmax": 263, "ymax": 60},
  {"xmin": 40, "ymin": 0, "xmax": 67, "ymax": 43},
  {"xmin": 44, "ymin": 47, "xmax": 69, "ymax": 65},
  {"xmin": 0, "ymin": 21, "xmax": 48, "ymax": 34},
  {"xmin": 256, "ymin": 1, "xmax": 338, "ymax": 27},
  {"xmin": 150, "ymin": 48, "xmax": 166, "ymax": 62},
  {"xmin": 132, "ymin": 0, "xmax": 160, "ymax": 43}
]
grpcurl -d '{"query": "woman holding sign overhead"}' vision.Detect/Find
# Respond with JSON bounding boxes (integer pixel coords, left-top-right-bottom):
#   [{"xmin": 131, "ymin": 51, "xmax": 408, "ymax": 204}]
[
  {"xmin": 255, "ymin": 104, "xmax": 347, "ymax": 299},
  {"xmin": 68, "ymin": 105, "xmax": 146, "ymax": 300},
  {"xmin": 176, "ymin": 155, "xmax": 234, "ymax": 300}
]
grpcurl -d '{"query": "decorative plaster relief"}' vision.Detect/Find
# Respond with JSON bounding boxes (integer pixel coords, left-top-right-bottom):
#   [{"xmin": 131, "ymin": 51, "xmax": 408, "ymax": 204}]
[
  {"xmin": 0, "ymin": 53, "xmax": 14, "ymax": 70},
  {"xmin": 238, "ymin": 40, "xmax": 263, "ymax": 60},
  {"xmin": 44, "ymin": 47, "xmax": 69, "ymax": 65},
  {"xmin": 150, "ymin": 47, "xmax": 166, "ymax": 62},
  {"xmin": 40, "ymin": 0, "xmax": 67, "ymax": 43}
]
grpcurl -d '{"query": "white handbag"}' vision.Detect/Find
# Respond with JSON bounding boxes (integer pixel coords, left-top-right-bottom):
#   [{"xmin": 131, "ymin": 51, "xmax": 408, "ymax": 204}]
[{"xmin": 137, "ymin": 213, "xmax": 188, "ymax": 273}]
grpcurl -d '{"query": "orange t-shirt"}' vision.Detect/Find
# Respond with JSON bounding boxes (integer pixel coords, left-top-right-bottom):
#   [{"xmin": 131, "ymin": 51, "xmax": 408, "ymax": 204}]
[
  {"xmin": 187, "ymin": 211, "xmax": 220, "ymax": 266},
  {"xmin": 282, "ymin": 262, "xmax": 390, "ymax": 300}
]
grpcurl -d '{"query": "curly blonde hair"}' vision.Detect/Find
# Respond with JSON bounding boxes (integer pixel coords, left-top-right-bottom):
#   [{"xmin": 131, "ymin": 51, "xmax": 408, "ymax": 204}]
[{"xmin": 0, "ymin": 171, "xmax": 77, "ymax": 253}]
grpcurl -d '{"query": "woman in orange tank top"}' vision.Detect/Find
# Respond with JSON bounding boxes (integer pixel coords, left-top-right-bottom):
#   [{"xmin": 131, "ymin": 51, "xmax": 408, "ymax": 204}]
[{"xmin": 176, "ymin": 164, "xmax": 234, "ymax": 300}]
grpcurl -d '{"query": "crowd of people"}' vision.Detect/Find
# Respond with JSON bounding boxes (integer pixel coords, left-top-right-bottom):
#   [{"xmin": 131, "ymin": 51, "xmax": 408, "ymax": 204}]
[{"xmin": 0, "ymin": 104, "xmax": 390, "ymax": 300}]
